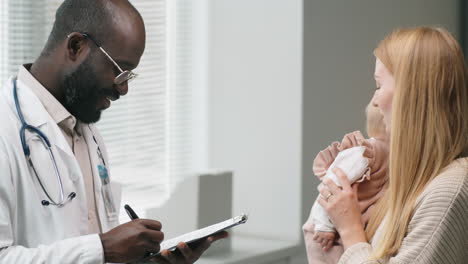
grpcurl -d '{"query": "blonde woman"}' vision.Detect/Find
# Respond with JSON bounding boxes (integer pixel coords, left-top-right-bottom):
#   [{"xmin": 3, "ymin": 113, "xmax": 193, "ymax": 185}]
[{"xmin": 307, "ymin": 27, "xmax": 468, "ymax": 263}]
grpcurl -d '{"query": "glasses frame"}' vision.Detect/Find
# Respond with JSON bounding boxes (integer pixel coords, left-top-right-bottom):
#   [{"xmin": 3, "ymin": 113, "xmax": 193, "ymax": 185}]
[{"xmin": 67, "ymin": 32, "xmax": 138, "ymax": 85}]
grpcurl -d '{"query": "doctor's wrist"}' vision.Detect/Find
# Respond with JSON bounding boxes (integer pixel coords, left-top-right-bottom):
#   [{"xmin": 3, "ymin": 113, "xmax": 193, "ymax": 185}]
[
  {"xmin": 99, "ymin": 231, "xmax": 132, "ymax": 263},
  {"xmin": 99, "ymin": 232, "xmax": 118, "ymax": 262}
]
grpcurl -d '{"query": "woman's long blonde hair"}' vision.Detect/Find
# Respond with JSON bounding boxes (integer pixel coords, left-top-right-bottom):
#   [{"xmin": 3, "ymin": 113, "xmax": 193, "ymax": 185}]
[{"xmin": 365, "ymin": 27, "xmax": 468, "ymax": 260}]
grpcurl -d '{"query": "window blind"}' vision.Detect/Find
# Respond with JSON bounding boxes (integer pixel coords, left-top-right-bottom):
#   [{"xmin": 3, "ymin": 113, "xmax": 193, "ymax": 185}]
[
  {"xmin": 0, "ymin": 0, "xmax": 49, "ymax": 84},
  {"xmin": 98, "ymin": 0, "xmax": 171, "ymax": 220},
  {"xmin": 0, "ymin": 0, "xmax": 7, "ymax": 82},
  {"xmin": 0, "ymin": 0, "xmax": 195, "ymax": 221}
]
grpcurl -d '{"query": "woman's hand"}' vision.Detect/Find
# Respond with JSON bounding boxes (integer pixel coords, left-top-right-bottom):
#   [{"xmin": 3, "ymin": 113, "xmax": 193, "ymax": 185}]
[{"xmin": 317, "ymin": 168, "xmax": 367, "ymax": 250}]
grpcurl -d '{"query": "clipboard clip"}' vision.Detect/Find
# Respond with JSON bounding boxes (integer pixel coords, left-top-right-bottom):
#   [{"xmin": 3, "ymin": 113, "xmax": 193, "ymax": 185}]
[{"xmin": 234, "ymin": 213, "xmax": 248, "ymax": 224}]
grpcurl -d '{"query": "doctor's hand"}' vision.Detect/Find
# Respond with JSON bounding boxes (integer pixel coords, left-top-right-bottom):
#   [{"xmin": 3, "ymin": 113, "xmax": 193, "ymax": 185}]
[
  {"xmin": 99, "ymin": 219, "xmax": 164, "ymax": 263},
  {"xmin": 149, "ymin": 231, "xmax": 228, "ymax": 264}
]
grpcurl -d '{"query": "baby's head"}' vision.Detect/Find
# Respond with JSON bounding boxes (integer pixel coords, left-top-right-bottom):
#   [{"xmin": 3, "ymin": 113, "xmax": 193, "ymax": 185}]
[{"xmin": 366, "ymin": 102, "xmax": 387, "ymax": 141}]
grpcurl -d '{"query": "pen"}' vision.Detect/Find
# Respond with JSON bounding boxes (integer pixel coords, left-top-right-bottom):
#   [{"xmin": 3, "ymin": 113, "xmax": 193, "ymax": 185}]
[
  {"xmin": 125, "ymin": 204, "xmax": 158, "ymax": 260},
  {"xmin": 124, "ymin": 204, "xmax": 139, "ymax": 220}
]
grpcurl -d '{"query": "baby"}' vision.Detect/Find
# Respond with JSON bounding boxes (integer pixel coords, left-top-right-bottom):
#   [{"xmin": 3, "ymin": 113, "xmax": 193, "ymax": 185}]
[{"xmin": 306, "ymin": 103, "xmax": 389, "ymax": 253}]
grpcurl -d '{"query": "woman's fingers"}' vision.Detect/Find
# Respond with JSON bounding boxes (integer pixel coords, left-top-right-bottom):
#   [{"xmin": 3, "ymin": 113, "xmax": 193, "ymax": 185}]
[
  {"xmin": 322, "ymin": 178, "xmax": 341, "ymax": 195},
  {"xmin": 317, "ymin": 195, "xmax": 327, "ymax": 208},
  {"xmin": 318, "ymin": 185, "xmax": 333, "ymax": 200},
  {"xmin": 331, "ymin": 168, "xmax": 352, "ymax": 191}
]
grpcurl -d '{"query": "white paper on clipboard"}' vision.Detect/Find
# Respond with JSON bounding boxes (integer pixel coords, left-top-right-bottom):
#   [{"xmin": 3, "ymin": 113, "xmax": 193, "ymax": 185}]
[{"xmin": 147, "ymin": 214, "xmax": 248, "ymax": 258}]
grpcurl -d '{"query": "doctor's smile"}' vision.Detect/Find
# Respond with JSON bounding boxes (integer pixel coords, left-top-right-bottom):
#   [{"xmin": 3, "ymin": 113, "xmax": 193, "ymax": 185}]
[{"xmin": 97, "ymin": 86, "xmax": 121, "ymax": 111}]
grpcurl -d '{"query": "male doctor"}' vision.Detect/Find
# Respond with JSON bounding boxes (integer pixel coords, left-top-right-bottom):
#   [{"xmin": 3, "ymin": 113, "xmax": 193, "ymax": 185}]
[{"xmin": 0, "ymin": 0, "xmax": 226, "ymax": 263}]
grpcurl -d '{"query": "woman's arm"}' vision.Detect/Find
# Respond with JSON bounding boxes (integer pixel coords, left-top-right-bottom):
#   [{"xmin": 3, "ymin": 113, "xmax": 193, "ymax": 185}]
[{"xmin": 338, "ymin": 170, "xmax": 468, "ymax": 264}]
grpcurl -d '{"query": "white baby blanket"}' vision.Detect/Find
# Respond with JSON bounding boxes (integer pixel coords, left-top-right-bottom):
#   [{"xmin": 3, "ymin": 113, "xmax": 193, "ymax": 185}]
[{"xmin": 311, "ymin": 146, "xmax": 368, "ymax": 232}]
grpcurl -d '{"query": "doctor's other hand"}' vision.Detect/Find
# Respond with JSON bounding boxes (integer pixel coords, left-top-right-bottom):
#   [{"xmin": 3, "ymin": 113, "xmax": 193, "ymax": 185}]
[
  {"xmin": 99, "ymin": 219, "xmax": 164, "ymax": 263},
  {"xmin": 151, "ymin": 231, "xmax": 229, "ymax": 264}
]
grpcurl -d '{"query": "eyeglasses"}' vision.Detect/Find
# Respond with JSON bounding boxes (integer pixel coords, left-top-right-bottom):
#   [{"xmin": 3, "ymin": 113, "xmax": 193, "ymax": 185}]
[{"xmin": 67, "ymin": 33, "xmax": 138, "ymax": 85}]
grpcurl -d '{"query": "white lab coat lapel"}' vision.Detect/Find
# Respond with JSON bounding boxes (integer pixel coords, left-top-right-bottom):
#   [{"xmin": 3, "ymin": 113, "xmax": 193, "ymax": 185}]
[
  {"xmin": 16, "ymin": 77, "xmax": 77, "ymax": 160},
  {"xmin": 37, "ymin": 121, "xmax": 89, "ymax": 235},
  {"xmin": 83, "ymin": 124, "xmax": 121, "ymax": 231},
  {"xmin": 13, "ymin": 77, "xmax": 89, "ymax": 235},
  {"xmin": 16, "ymin": 77, "xmax": 82, "ymax": 184}
]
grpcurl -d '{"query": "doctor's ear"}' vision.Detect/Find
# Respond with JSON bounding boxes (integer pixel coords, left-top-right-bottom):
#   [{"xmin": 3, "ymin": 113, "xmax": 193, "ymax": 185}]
[{"xmin": 65, "ymin": 32, "xmax": 90, "ymax": 62}]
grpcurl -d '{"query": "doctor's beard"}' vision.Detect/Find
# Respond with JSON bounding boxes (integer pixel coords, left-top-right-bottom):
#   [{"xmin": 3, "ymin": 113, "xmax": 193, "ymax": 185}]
[{"xmin": 61, "ymin": 56, "xmax": 117, "ymax": 124}]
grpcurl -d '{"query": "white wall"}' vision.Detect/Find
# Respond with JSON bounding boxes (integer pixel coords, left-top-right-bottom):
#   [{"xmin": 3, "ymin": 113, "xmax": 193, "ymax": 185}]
[
  {"xmin": 207, "ymin": 0, "xmax": 304, "ymax": 241},
  {"xmin": 301, "ymin": 0, "xmax": 460, "ymax": 236}
]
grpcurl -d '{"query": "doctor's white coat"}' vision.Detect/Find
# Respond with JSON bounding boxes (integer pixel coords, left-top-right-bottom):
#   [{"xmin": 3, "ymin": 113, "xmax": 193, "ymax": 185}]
[{"xmin": 0, "ymin": 77, "xmax": 121, "ymax": 263}]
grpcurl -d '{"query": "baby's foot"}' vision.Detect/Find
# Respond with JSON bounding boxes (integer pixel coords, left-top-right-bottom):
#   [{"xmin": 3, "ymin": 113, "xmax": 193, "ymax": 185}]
[{"xmin": 312, "ymin": 231, "xmax": 336, "ymax": 251}]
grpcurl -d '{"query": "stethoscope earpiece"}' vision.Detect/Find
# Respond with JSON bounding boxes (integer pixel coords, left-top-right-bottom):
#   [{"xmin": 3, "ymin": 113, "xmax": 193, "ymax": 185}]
[
  {"xmin": 69, "ymin": 192, "xmax": 76, "ymax": 199},
  {"xmin": 41, "ymin": 200, "xmax": 50, "ymax": 206}
]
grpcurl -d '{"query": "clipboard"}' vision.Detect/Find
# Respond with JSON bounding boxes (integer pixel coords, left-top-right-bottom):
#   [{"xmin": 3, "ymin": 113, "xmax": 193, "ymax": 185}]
[{"xmin": 147, "ymin": 214, "xmax": 248, "ymax": 258}]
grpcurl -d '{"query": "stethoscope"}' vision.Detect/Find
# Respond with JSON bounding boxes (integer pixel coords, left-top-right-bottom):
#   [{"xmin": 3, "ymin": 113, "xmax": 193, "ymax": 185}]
[{"xmin": 13, "ymin": 79, "xmax": 76, "ymax": 207}]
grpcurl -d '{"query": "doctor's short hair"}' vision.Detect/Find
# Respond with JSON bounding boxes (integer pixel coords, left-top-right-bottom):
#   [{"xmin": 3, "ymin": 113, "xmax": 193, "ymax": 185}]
[{"xmin": 42, "ymin": 0, "xmax": 139, "ymax": 56}]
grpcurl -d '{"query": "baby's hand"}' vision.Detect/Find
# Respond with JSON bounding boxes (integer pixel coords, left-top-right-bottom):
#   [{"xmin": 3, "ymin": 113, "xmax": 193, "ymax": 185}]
[{"xmin": 312, "ymin": 231, "xmax": 336, "ymax": 252}]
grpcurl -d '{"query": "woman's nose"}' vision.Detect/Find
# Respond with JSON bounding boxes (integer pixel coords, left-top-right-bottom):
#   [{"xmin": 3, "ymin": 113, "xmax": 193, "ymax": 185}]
[{"xmin": 371, "ymin": 91, "xmax": 379, "ymax": 107}]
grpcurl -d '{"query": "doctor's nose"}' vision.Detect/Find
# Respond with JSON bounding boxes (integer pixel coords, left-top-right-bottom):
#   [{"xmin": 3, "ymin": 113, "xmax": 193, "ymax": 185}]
[{"xmin": 115, "ymin": 81, "xmax": 129, "ymax": 96}]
